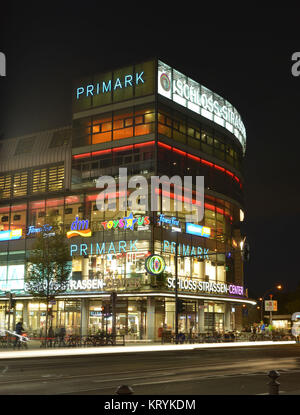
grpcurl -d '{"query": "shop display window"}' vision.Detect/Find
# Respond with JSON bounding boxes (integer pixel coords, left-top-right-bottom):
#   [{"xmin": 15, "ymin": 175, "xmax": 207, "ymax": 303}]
[
  {"xmin": 10, "ymin": 203, "xmax": 27, "ymax": 234},
  {"xmin": 0, "ymin": 206, "xmax": 10, "ymax": 231}
]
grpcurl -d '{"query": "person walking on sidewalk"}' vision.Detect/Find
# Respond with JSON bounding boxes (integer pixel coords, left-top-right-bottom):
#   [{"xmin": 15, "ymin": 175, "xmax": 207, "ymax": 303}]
[{"xmin": 13, "ymin": 320, "xmax": 24, "ymax": 349}]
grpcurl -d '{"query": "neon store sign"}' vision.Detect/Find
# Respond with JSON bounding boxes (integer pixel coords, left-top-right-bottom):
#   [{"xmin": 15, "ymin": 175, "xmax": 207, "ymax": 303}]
[
  {"xmin": 67, "ymin": 217, "xmax": 92, "ymax": 239},
  {"xmin": 70, "ymin": 240, "xmax": 139, "ymax": 256},
  {"xmin": 167, "ymin": 277, "xmax": 244, "ymax": 296},
  {"xmin": 76, "ymin": 72, "xmax": 145, "ymax": 100},
  {"xmin": 157, "ymin": 60, "xmax": 246, "ymax": 152},
  {"xmin": 101, "ymin": 214, "xmax": 150, "ymax": 231},
  {"xmin": 185, "ymin": 223, "xmax": 211, "ymax": 238},
  {"xmin": 0, "ymin": 229, "xmax": 22, "ymax": 242},
  {"xmin": 145, "ymin": 255, "xmax": 166, "ymax": 275},
  {"xmin": 27, "ymin": 224, "xmax": 53, "ymax": 236},
  {"xmin": 162, "ymin": 240, "xmax": 209, "ymax": 260},
  {"xmin": 158, "ymin": 214, "xmax": 180, "ymax": 227}
]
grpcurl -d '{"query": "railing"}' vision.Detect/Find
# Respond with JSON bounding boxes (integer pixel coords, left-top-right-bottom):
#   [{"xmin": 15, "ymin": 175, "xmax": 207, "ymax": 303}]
[
  {"xmin": 39, "ymin": 334, "xmax": 125, "ymax": 348},
  {"xmin": 0, "ymin": 330, "xmax": 29, "ymax": 349},
  {"xmin": 161, "ymin": 331, "xmax": 294, "ymax": 344}
]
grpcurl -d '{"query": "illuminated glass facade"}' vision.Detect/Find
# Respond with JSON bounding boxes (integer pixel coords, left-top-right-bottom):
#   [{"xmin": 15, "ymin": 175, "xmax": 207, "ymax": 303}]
[{"xmin": 0, "ymin": 59, "xmax": 254, "ymax": 341}]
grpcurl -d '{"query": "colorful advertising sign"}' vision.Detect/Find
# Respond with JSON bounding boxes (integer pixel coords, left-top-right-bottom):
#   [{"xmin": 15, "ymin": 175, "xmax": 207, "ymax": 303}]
[
  {"xmin": 101, "ymin": 214, "xmax": 150, "ymax": 231},
  {"xmin": 67, "ymin": 217, "xmax": 92, "ymax": 239},
  {"xmin": 0, "ymin": 229, "xmax": 22, "ymax": 242},
  {"xmin": 145, "ymin": 254, "xmax": 166, "ymax": 275},
  {"xmin": 264, "ymin": 300, "xmax": 278, "ymax": 312},
  {"xmin": 186, "ymin": 223, "xmax": 211, "ymax": 238}
]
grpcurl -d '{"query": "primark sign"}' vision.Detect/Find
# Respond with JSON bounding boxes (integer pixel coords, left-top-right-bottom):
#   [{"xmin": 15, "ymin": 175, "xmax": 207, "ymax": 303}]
[
  {"xmin": 76, "ymin": 71, "xmax": 145, "ymax": 100},
  {"xmin": 167, "ymin": 277, "xmax": 244, "ymax": 296},
  {"xmin": 158, "ymin": 60, "xmax": 246, "ymax": 152}
]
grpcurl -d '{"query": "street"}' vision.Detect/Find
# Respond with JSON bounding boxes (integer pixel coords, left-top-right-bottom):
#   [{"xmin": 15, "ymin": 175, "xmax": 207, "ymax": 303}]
[{"xmin": 0, "ymin": 344, "xmax": 299, "ymax": 395}]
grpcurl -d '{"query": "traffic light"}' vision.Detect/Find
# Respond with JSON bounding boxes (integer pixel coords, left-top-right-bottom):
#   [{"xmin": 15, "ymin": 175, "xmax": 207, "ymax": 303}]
[
  {"xmin": 108, "ymin": 302, "xmax": 113, "ymax": 314},
  {"xmin": 101, "ymin": 303, "xmax": 112, "ymax": 317},
  {"xmin": 47, "ymin": 307, "xmax": 53, "ymax": 317},
  {"xmin": 10, "ymin": 299, "xmax": 16, "ymax": 309},
  {"xmin": 177, "ymin": 299, "xmax": 185, "ymax": 313}
]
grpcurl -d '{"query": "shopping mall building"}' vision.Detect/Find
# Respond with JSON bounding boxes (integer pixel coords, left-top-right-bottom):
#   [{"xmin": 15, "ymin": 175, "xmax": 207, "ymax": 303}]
[{"xmin": 0, "ymin": 59, "xmax": 255, "ymax": 341}]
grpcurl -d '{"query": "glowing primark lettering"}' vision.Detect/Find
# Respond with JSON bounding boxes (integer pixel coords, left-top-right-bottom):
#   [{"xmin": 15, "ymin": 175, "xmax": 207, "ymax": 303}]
[
  {"xmin": 162, "ymin": 239, "xmax": 209, "ymax": 259},
  {"xmin": 70, "ymin": 240, "xmax": 138, "ymax": 256},
  {"xmin": 167, "ymin": 277, "xmax": 244, "ymax": 296},
  {"xmin": 76, "ymin": 72, "xmax": 145, "ymax": 99}
]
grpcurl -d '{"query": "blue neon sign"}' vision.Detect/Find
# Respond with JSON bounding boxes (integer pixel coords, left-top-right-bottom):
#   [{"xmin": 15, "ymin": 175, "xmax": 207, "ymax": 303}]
[
  {"xmin": 185, "ymin": 223, "xmax": 211, "ymax": 238},
  {"xmin": 76, "ymin": 72, "xmax": 145, "ymax": 100}
]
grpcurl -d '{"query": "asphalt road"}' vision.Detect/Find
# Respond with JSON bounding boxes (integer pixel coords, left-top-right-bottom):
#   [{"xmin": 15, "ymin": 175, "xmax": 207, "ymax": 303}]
[{"xmin": 0, "ymin": 344, "xmax": 300, "ymax": 396}]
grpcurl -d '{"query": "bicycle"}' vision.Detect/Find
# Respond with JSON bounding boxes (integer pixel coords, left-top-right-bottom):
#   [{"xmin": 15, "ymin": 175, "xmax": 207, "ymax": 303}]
[{"xmin": 13, "ymin": 334, "xmax": 28, "ymax": 350}]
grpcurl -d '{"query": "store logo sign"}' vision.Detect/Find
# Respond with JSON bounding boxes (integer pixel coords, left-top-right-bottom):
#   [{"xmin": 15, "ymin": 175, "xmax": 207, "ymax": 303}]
[
  {"xmin": 67, "ymin": 217, "xmax": 92, "ymax": 238},
  {"xmin": 186, "ymin": 223, "xmax": 211, "ymax": 238},
  {"xmin": 76, "ymin": 71, "xmax": 145, "ymax": 100},
  {"xmin": 158, "ymin": 214, "xmax": 179, "ymax": 227},
  {"xmin": 101, "ymin": 214, "xmax": 150, "ymax": 231},
  {"xmin": 167, "ymin": 277, "xmax": 244, "ymax": 296},
  {"xmin": 27, "ymin": 224, "xmax": 53, "ymax": 236},
  {"xmin": 70, "ymin": 239, "xmax": 138, "ymax": 256},
  {"xmin": 0, "ymin": 229, "xmax": 22, "ymax": 241},
  {"xmin": 163, "ymin": 239, "xmax": 209, "ymax": 259},
  {"xmin": 157, "ymin": 60, "xmax": 246, "ymax": 152},
  {"xmin": 160, "ymin": 73, "xmax": 171, "ymax": 91},
  {"xmin": 145, "ymin": 254, "xmax": 166, "ymax": 275}
]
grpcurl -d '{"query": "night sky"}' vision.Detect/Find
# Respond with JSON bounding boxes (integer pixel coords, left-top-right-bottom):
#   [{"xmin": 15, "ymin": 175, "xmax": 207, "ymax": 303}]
[{"xmin": 1, "ymin": 5, "xmax": 300, "ymax": 298}]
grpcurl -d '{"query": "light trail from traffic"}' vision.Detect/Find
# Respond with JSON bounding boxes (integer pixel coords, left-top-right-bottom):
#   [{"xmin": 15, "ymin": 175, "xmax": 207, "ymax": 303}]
[{"xmin": 0, "ymin": 340, "xmax": 295, "ymax": 360}]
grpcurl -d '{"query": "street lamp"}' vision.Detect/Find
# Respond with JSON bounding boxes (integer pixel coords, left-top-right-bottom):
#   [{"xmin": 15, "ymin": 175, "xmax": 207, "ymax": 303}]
[{"xmin": 260, "ymin": 284, "xmax": 282, "ymax": 324}]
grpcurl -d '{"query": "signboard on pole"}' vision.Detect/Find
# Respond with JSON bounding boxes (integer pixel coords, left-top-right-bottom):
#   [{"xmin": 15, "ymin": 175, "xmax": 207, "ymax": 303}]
[{"xmin": 265, "ymin": 300, "xmax": 278, "ymax": 311}]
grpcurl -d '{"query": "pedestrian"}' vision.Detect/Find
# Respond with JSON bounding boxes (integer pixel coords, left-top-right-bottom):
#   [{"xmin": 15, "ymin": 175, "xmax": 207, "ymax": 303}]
[
  {"xmin": 59, "ymin": 327, "xmax": 66, "ymax": 346},
  {"xmin": 13, "ymin": 320, "xmax": 24, "ymax": 349},
  {"xmin": 48, "ymin": 326, "xmax": 54, "ymax": 347},
  {"xmin": 268, "ymin": 323, "xmax": 273, "ymax": 338}
]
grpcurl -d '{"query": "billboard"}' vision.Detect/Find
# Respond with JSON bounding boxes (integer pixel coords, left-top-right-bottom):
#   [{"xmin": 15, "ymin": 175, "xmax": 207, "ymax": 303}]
[
  {"xmin": 264, "ymin": 300, "xmax": 278, "ymax": 312},
  {"xmin": 157, "ymin": 60, "xmax": 246, "ymax": 152}
]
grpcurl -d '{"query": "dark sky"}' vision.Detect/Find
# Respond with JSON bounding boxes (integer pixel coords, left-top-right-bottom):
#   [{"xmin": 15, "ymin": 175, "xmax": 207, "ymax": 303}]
[{"xmin": 1, "ymin": 5, "xmax": 300, "ymax": 298}]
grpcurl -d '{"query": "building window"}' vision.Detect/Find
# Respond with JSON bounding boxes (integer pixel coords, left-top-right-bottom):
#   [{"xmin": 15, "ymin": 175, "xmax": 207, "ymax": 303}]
[
  {"xmin": 0, "ymin": 174, "xmax": 12, "ymax": 199},
  {"xmin": 48, "ymin": 165, "xmax": 64, "ymax": 191},
  {"xmin": 13, "ymin": 172, "xmax": 28, "ymax": 197},
  {"xmin": 32, "ymin": 168, "xmax": 47, "ymax": 194}
]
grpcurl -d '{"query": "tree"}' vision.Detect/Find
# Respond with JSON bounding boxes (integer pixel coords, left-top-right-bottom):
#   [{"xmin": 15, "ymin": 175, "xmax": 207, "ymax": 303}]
[{"xmin": 25, "ymin": 220, "xmax": 71, "ymax": 344}]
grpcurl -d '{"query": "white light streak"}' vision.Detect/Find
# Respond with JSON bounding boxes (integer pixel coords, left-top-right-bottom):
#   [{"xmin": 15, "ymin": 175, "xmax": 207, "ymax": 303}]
[{"xmin": 0, "ymin": 341, "xmax": 294, "ymax": 360}]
